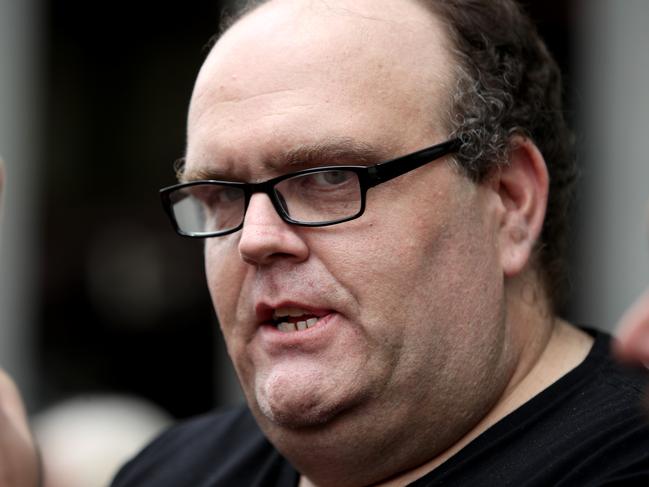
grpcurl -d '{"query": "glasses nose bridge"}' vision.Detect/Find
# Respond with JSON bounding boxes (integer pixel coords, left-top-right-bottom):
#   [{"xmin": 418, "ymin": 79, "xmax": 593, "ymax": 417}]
[{"xmin": 244, "ymin": 179, "xmax": 289, "ymax": 224}]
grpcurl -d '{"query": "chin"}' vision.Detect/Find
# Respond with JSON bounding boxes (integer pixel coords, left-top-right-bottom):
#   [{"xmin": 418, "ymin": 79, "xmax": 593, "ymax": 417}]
[
  {"xmin": 253, "ymin": 374, "xmax": 354, "ymax": 430},
  {"xmin": 258, "ymin": 399, "xmax": 341, "ymax": 429}
]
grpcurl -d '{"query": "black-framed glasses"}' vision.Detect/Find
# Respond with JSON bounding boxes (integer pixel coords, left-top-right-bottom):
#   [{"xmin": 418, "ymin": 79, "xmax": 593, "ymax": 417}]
[{"xmin": 160, "ymin": 138, "xmax": 462, "ymax": 238}]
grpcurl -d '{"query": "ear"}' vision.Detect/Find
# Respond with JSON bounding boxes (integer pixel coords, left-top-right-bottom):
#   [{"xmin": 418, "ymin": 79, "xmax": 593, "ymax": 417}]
[{"xmin": 492, "ymin": 137, "xmax": 549, "ymax": 278}]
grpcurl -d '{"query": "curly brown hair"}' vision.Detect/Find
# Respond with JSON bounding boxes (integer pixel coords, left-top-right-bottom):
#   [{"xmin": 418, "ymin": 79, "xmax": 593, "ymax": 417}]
[
  {"xmin": 419, "ymin": 0, "xmax": 576, "ymax": 310},
  {"xmin": 217, "ymin": 0, "xmax": 576, "ymax": 310}
]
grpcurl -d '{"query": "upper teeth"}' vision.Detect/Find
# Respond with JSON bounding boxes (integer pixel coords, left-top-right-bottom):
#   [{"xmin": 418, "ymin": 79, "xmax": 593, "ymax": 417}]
[
  {"xmin": 273, "ymin": 307, "xmax": 319, "ymax": 332},
  {"xmin": 277, "ymin": 317, "xmax": 318, "ymax": 333}
]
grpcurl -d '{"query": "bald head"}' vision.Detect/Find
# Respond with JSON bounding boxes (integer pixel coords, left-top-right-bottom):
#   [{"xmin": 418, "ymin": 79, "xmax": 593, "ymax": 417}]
[{"xmin": 185, "ymin": 0, "xmax": 456, "ymax": 179}]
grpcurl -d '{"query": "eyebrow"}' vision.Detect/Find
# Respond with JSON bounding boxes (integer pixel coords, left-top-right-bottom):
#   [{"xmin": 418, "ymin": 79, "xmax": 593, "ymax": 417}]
[{"xmin": 178, "ymin": 137, "xmax": 386, "ymax": 183}]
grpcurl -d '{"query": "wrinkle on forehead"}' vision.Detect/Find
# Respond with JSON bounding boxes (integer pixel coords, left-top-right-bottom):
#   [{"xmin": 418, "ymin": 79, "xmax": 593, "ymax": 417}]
[
  {"xmin": 188, "ymin": 84, "xmax": 312, "ymax": 138},
  {"xmin": 309, "ymin": 0, "xmax": 405, "ymax": 24},
  {"xmin": 194, "ymin": 87, "xmax": 306, "ymax": 109}
]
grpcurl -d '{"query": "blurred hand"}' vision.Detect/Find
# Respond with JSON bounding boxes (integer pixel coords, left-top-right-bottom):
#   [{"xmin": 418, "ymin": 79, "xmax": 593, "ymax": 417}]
[
  {"xmin": 614, "ymin": 202, "xmax": 649, "ymax": 365},
  {"xmin": 614, "ymin": 288, "xmax": 649, "ymax": 365},
  {"xmin": 0, "ymin": 370, "xmax": 40, "ymax": 486}
]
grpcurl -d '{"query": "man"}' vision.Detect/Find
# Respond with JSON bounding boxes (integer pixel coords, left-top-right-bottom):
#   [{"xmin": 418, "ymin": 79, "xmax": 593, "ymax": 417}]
[
  {"xmin": 113, "ymin": 0, "xmax": 649, "ymax": 485},
  {"xmin": 0, "ymin": 158, "xmax": 41, "ymax": 486}
]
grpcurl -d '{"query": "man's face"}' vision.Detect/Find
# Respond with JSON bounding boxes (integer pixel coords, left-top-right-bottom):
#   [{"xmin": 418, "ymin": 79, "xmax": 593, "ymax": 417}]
[{"xmin": 187, "ymin": 0, "xmax": 516, "ymax": 456}]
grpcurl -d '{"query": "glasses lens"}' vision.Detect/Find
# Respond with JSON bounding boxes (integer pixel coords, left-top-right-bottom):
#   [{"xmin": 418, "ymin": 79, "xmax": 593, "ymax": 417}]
[
  {"xmin": 168, "ymin": 183, "xmax": 246, "ymax": 236},
  {"xmin": 274, "ymin": 169, "xmax": 362, "ymax": 223}
]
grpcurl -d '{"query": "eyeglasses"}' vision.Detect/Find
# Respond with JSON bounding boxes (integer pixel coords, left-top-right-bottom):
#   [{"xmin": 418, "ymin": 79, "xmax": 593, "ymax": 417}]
[{"xmin": 160, "ymin": 138, "xmax": 462, "ymax": 238}]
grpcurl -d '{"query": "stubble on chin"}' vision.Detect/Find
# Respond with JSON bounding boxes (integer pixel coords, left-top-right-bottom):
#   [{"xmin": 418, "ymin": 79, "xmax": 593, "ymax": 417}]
[
  {"xmin": 255, "ymin": 384, "xmax": 332, "ymax": 429},
  {"xmin": 253, "ymin": 367, "xmax": 362, "ymax": 430}
]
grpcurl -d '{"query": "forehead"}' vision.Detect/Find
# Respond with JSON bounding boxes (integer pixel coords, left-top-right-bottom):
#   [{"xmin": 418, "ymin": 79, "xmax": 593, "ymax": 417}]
[{"xmin": 185, "ymin": 0, "xmax": 455, "ymax": 179}]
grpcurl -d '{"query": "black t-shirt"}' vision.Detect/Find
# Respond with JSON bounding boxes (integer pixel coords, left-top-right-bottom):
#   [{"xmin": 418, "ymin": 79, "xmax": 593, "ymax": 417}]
[{"xmin": 112, "ymin": 329, "xmax": 649, "ymax": 486}]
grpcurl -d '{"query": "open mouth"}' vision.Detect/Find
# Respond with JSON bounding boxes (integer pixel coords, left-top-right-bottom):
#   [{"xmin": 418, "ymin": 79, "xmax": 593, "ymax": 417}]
[{"xmin": 272, "ymin": 306, "xmax": 323, "ymax": 332}]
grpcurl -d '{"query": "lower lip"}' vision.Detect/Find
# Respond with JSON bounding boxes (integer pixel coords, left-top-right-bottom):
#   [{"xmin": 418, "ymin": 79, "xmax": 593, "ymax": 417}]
[{"xmin": 257, "ymin": 312, "xmax": 338, "ymax": 352}]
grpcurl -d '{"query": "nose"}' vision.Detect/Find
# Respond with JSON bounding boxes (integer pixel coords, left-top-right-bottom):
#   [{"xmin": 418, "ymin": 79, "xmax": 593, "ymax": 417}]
[{"xmin": 238, "ymin": 193, "xmax": 309, "ymax": 266}]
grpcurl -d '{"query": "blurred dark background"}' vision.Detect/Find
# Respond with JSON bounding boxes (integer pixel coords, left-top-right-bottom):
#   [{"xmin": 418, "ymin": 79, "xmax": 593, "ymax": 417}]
[
  {"xmin": 39, "ymin": 0, "xmax": 231, "ymax": 418},
  {"xmin": 36, "ymin": 0, "xmax": 578, "ymax": 418}
]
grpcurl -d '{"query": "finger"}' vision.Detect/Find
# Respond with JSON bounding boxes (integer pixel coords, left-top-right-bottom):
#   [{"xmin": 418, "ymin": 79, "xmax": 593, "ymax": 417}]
[
  {"xmin": 0, "ymin": 369, "xmax": 32, "ymax": 444},
  {"xmin": 614, "ymin": 287, "xmax": 649, "ymax": 363},
  {"xmin": 0, "ymin": 370, "xmax": 40, "ymax": 487}
]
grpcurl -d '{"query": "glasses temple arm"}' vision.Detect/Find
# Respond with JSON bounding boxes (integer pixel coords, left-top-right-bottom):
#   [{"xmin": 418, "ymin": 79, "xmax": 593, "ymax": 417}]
[{"xmin": 366, "ymin": 138, "xmax": 462, "ymax": 186}]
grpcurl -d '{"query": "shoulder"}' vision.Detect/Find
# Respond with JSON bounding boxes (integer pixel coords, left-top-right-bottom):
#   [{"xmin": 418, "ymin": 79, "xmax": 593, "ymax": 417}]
[
  {"xmin": 567, "ymin": 328, "xmax": 648, "ymax": 408},
  {"xmin": 535, "ymin": 328, "xmax": 649, "ymax": 483},
  {"xmin": 111, "ymin": 405, "xmax": 295, "ymax": 487},
  {"xmin": 419, "ymin": 328, "xmax": 649, "ymax": 486},
  {"xmin": 523, "ymin": 328, "xmax": 649, "ymax": 481}
]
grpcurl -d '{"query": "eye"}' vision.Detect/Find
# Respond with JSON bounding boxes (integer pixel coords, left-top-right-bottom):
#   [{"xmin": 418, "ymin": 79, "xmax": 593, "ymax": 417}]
[
  {"xmin": 215, "ymin": 186, "xmax": 244, "ymax": 204},
  {"xmin": 186, "ymin": 184, "xmax": 243, "ymax": 207},
  {"xmin": 311, "ymin": 170, "xmax": 353, "ymax": 186}
]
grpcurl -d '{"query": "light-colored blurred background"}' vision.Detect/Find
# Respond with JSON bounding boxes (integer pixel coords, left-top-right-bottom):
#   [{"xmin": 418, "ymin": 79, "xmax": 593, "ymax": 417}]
[
  {"xmin": 573, "ymin": 0, "xmax": 649, "ymax": 330},
  {"xmin": 0, "ymin": 0, "xmax": 648, "ymax": 484}
]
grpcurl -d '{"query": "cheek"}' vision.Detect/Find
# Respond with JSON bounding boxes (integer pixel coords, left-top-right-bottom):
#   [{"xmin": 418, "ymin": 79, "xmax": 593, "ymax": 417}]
[
  {"xmin": 204, "ymin": 239, "xmax": 245, "ymax": 330},
  {"xmin": 204, "ymin": 240, "xmax": 258, "ymax": 385},
  {"xmin": 329, "ymin": 183, "xmax": 499, "ymax": 336},
  {"xmin": 320, "ymin": 198, "xmax": 442, "ymax": 305}
]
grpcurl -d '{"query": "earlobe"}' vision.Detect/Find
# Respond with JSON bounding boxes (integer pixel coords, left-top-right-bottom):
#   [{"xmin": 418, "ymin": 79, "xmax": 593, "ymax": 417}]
[{"xmin": 494, "ymin": 137, "xmax": 549, "ymax": 277}]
